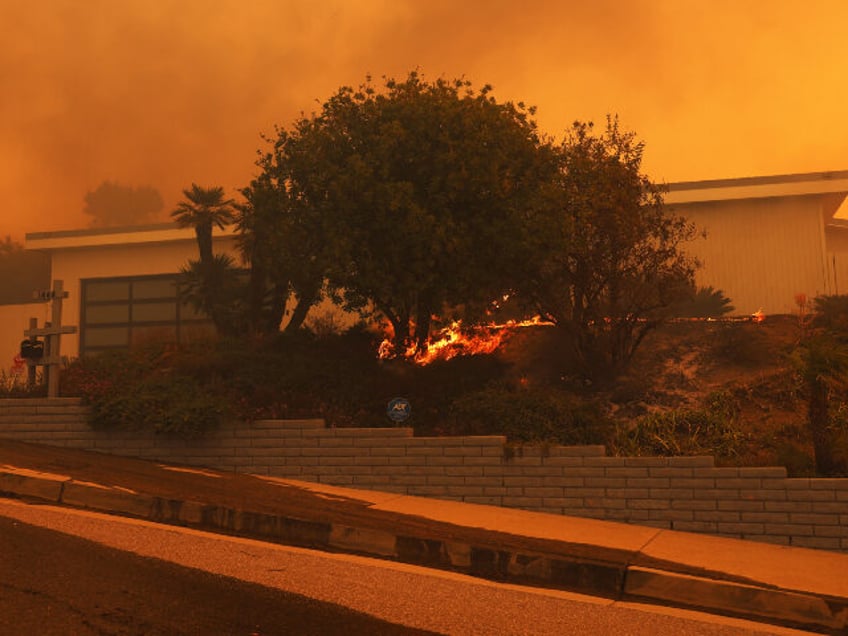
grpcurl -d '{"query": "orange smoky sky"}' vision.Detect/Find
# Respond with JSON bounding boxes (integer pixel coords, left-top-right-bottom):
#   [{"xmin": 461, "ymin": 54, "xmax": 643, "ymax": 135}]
[{"xmin": 2, "ymin": 0, "xmax": 847, "ymax": 240}]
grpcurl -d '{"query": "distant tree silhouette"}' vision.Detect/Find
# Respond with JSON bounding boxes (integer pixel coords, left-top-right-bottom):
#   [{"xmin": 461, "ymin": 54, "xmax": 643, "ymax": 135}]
[
  {"xmin": 0, "ymin": 236, "xmax": 49, "ymax": 304},
  {"xmin": 83, "ymin": 181, "xmax": 164, "ymax": 227}
]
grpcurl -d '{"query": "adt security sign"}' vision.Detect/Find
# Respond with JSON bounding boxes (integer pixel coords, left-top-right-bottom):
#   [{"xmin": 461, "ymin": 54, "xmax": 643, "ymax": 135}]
[{"xmin": 387, "ymin": 397, "xmax": 411, "ymax": 423}]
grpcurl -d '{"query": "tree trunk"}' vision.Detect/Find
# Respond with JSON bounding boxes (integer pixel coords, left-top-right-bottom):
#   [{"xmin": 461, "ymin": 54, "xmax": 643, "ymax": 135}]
[
  {"xmin": 195, "ymin": 223, "xmax": 213, "ymax": 266},
  {"xmin": 414, "ymin": 302, "xmax": 432, "ymax": 353},
  {"xmin": 284, "ymin": 296, "xmax": 312, "ymax": 334}
]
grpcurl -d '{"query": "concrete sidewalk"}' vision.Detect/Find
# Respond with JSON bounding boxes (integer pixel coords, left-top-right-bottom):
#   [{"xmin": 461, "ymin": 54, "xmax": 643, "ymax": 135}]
[{"xmin": 0, "ymin": 438, "xmax": 846, "ymax": 633}]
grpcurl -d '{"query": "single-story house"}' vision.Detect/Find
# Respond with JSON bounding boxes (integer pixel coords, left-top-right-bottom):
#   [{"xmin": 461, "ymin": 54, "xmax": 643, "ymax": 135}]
[
  {"xmin": 2, "ymin": 169, "xmax": 848, "ymax": 371},
  {"xmin": 666, "ymin": 169, "xmax": 848, "ymax": 316}
]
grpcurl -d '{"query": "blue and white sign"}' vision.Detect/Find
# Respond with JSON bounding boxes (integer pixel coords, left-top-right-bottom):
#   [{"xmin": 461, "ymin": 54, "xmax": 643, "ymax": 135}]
[{"xmin": 386, "ymin": 397, "xmax": 411, "ymax": 423}]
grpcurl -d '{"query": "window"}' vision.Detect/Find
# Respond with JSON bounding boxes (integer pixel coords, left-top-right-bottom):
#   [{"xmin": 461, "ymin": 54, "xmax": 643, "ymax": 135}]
[{"xmin": 80, "ymin": 274, "xmax": 214, "ymax": 356}]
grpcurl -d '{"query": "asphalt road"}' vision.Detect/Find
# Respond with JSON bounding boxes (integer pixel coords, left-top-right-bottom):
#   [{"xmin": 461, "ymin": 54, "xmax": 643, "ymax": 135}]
[
  {"xmin": 0, "ymin": 513, "xmax": 437, "ymax": 635},
  {"xmin": 0, "ymin": 499, "xmax": 812, "ymax": 636}
]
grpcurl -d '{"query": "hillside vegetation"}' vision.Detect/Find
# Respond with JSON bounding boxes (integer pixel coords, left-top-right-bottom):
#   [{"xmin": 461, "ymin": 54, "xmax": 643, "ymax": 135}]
[{"xmin": 37, "ymin": 312, "xmax": 838, "ymax": 477}]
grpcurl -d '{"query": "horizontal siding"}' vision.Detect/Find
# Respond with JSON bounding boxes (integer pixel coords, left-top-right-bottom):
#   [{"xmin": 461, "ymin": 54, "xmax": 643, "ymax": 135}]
[{"xmin": 673, "ymin": 196, "xmax": 828, "ymax": 315}]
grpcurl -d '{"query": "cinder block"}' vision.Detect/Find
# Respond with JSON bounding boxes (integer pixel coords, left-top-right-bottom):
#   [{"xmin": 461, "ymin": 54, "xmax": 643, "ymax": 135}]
[
  {"xmin": 647, "ymin": 467, "xmax": 693, "ymax": 478},
  {"xmin": 463, "ymin": 456, "xmax": 503, "ymax": 467},
  {"xmin": 740, "ymin": 489, "xmax": 785, "ymax": 501},
  {"xmin": 625, "ymin": 478, "xmax": 670, "ymax": 489},
  {"xmin": 769, "ymin": 523, "xmax": 815, "ymax": 536},
  {"xmin": 650, "ymin": 488, "xmax": 693, "ymax": 500},
  {"xmin": 693, "ymin": 467, "xmax": 739, "ymax": 478},
  {"xmin": 648, "ymin": 509, "xmax": 693, "ymax": 522},
  {"xmin": 717, "ymin": 522, "xmax": 764, "ymax": 535},
  {"xmin": 694, "ymin": 510, "xmax": 739, "ymax": 523},
  {"xmin": 791, "ymin": 536, "xmax": 841, "ymax": 550},
  {"xmin": 582, "ymin": 457, "xmax": 626, "ymax": 468},
  {"xmin": 541, "ymin": 456, "xmax": 585, "ymax": 467},
  {"xmin": 607, "ymin": 488, "xmax": 649, "ymax": 499},
  {"xmin": 445, "ymin": 485, "xmax": 482, "ymax": 497},
  {"xmin": 812, "ymin": 525, "xmax": 848, "ymax": 537},
  {"xmin": 764, "ymin": 500, "xmax": 812, "ymax": 513},
  {"xmin": 353, "ymin": 455, "xmax": 390, "ymax": 466},
  {"xmin": 739, "ymin": 511, "xmax": 789, "ymax": 524},
  {"xmin": 502, "ymin": 496, "xmax": 542, "ymax": 508},
  {"xmin": 627, "ymin": 499, "xmax": 670, "ymax": 510},
  {"xmin": 787, "ymin": 490, "xmax": 835, "ymax": 502},
  {"xmin": 444, "ymin": 466, "xmax": 483, "ymax": 477},
  {"xmin": 623, "ymin": 457, "xmax": 668, "ymax": 468},
  {"xmin": 789, "ymin": 513, "xmax": 840, "ymax": 525},
  {"xmin": 667, "ymin": 456, "xmax": 714, "ymax": 468},
  {"xmin": 583, "ymin": 477, "xmax": 626, "ymax": 489},
  {"xmin": 717, "ymin": 500, "xmax": 763, "ymax": 512},
  {"xmin": 317, "ymin": 436, "xmax": 355, "ymax": 447},
  {"xmin": 809, "ymin": 478, "xmax": 848, "ymax": 490},
  {"xmin": 523, "ymin": 487, "xmax": 564, "ymax": 498}
]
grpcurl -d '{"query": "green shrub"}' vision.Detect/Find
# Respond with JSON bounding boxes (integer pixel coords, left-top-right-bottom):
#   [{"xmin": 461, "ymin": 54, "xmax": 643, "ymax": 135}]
[
  {"xmin": 63, "ymin": 345, "xmax": 230, "ymax": 438},
  {"xmin": 446, "ymin": 381, "xmax": 611, "ymax": 445},
  {"xmin": 612, "ymin": 390, "xmax": 747, "ymax": 458},
  {"xmin": 710, "ymin": 323, "xmax": 769, "ymax": 367}
]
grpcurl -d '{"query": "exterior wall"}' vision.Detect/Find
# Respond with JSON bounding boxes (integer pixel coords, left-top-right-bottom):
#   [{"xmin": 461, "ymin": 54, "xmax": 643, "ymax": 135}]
[
  {"xmin": 671, "ymin": 195, "xmax": 831, "ymax": 316},
  {"xmin": 3, "ymin": 399, "xmax": 847, "ymax": 552},
  {"xmin": 825, "ymin": 225, "xmax": 848, "ymax": 297},
  {"xmin": 0, "ymin": 302, "xmax": 51, "ymax": 377},
  {"xmin": 45, "ymin": 235, "xmax": 238, "ymax": 358}
]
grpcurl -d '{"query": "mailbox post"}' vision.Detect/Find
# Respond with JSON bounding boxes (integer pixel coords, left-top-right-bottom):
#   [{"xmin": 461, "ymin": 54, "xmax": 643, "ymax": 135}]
[{"xmin": 23, "ymin": 280, "xmax": 77, "ymax": 398}]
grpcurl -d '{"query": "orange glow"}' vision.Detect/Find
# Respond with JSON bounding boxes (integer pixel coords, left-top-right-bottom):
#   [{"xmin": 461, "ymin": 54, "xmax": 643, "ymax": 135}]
[
  {"xmin": 2, "ymin": 3, "xmax": 848, "ymax": 239},
  {"xmin": 379, "ymin": 317, "xmax": 553, "ymax": 365}
]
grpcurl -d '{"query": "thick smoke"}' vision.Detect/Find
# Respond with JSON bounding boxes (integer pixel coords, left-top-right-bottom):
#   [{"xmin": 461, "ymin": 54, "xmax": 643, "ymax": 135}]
[{"xmin": 1, "ymin": 0, "xmax": 847, "ymax": 239}]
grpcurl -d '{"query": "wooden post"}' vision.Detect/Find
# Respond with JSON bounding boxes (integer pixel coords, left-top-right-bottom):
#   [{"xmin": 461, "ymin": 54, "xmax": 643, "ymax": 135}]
[
  {"xmin": 24, "ymin": 280, "xmax": 77, "ymax": 398},
  {"xmin": 26, "ymin": 317, "xmax": 37, "ymax": 388}
]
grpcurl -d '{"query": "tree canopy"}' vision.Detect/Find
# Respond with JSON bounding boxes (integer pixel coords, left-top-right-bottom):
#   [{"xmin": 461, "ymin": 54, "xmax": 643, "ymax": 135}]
[
  {"xmin": 250, "ymin": 71, "xmax": 557, "ymax": 352},
  {"xmin": 522, "ymin": 118, "xmax": 698, "ymax": 380},
  {"xmin": 83, "ymin": 181, "xmax": 164, "ymax": 227}
]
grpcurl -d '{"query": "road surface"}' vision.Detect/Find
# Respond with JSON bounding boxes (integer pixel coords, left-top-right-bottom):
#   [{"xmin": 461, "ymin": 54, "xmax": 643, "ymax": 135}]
[{"xmin": 0, "ymin": 499, "xmax": 813, "ymax": 635}]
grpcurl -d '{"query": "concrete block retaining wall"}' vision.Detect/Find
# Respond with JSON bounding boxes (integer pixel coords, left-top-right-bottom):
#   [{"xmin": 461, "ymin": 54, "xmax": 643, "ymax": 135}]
[{"xmin": 2, "ymin": 398, "xmax": 847, "ymax": 551}]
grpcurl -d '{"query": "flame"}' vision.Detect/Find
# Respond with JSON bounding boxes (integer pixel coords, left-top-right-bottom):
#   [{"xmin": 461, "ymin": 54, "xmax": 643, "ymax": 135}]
[
  {"xmin": 378, "ymin": 316, "xmax": 552, "ymax": 365},
  {"xmin": 751, "ymin": 308, "xmax": 765, "ymax": 323}
]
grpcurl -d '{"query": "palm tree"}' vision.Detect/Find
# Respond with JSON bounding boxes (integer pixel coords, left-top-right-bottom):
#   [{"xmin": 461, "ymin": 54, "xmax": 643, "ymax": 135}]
[
  {"xmin": 171, "ymin": 184, "xmax": 235, "ymax": 266},
  {"xmin": 172, "ymin": 184, "xmax": 237, "ymax": 336}
]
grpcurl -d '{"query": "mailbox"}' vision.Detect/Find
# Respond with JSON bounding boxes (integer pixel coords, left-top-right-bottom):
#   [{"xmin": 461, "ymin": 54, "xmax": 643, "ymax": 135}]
[{"xmin": 20, "ymin": 339, "xmax": 44, "ymax": 361}]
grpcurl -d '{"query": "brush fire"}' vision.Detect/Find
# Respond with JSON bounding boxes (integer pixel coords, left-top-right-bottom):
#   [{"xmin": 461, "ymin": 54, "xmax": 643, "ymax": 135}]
[{"xmin": 378, "ymin": 317, "xmax": 553, "ymax": 365}]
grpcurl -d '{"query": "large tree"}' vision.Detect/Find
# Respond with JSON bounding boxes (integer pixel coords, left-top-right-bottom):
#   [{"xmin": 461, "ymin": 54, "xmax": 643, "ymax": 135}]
[
  {"xmin": 252, "ymin": 72, "xmax": 556, "ymax": 353},
  {"xmin": 523, "ymin": 118, "xmax": 699, "ymax": 381}
]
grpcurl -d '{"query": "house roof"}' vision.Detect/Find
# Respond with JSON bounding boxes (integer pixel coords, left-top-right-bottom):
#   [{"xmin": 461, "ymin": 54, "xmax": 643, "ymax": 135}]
[
  {"xmin": 25, "ymin": 222, "xmax": 236, "ymax": 252},
  {"xmin": 665, "ymin": 170, "xmax": 848, "ymax": 205}
]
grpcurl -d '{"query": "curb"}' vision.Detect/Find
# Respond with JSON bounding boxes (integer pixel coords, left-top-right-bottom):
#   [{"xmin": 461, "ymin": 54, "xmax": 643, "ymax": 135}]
[{"xmin": 1, "ymin": 467, "xmax": 845, "ymax": 634}]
